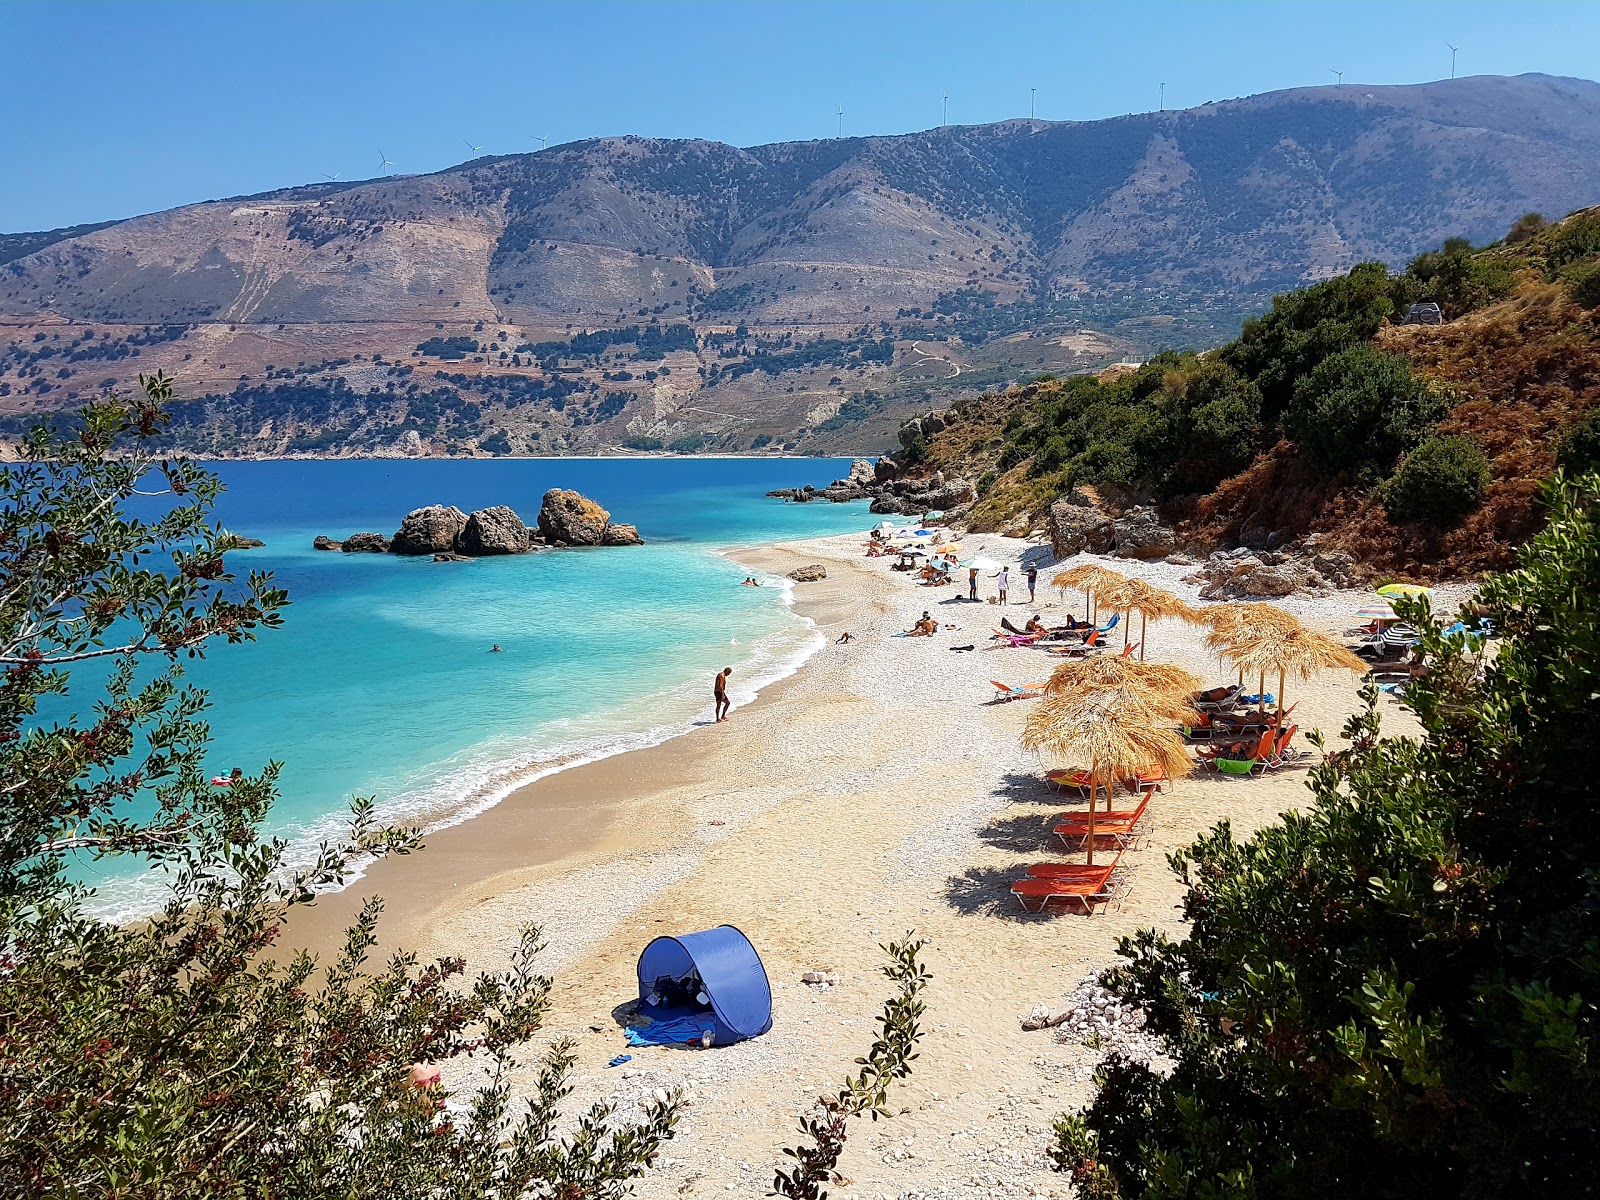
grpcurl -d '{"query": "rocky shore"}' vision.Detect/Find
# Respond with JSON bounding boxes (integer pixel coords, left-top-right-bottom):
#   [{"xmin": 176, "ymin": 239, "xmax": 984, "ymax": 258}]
[{"xmin": 315, "ymin": 488, "xmax": 643, "ymax": 558}]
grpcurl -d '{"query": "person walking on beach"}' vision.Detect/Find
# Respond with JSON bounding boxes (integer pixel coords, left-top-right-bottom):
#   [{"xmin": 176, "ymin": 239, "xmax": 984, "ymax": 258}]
[
  {"xmin": 714, "ymin": 666, "xmax": 733, "ymax": 722},
  {"xmin": 1025, "ymin": 563, "xmax": 1038, "ymax": 604},
  {"xmin": 968, "ymin": 567, "xmax": 979, "ymax": 602},
  {"xmin": 994, "ymin": 565, "xmax": 1010, "ymax": 604}
]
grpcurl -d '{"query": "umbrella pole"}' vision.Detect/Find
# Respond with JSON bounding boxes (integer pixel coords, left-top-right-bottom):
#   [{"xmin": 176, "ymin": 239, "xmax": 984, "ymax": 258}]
[
  {"xmin": 1085, "ymin": 769, "xmax": 1098, "ymax": 866},
  {"xmin": 1140, "ymin": 611, "xmax": 1147, "ymax": 661},
  {"xmin": 1277, "ymin": 668, "xmax": 1285, "ymax": 726},
  {"xmin": 1124, "ymin": 611, "xmax": 1131, "ymax": 649}
]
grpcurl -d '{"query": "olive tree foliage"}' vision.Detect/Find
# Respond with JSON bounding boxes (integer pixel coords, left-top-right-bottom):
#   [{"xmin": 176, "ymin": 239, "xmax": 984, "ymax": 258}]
[
  {"xmin": 0, "ymin": 377, "xmax": 678, "ymax": 1198},
  {"xmin": 1050, "ymin": 471, "xmax": 1600, "ymax": 1199}
]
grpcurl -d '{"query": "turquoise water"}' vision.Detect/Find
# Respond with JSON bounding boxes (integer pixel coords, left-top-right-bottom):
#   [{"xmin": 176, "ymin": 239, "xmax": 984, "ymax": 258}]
[{"xmin": 72, "ymin": 458, "xmax": 871, "ymax": 914}]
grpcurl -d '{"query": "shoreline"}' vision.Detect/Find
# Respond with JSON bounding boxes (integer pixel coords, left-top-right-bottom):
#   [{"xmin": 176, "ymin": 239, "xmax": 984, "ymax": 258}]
[
  {"xmin": 281, "ymin": 529, "xmax": 1427, "ymax": 1198},
  {"xmin": 282, "ymin": 537, "xmax": 875, "ymax": 961}
]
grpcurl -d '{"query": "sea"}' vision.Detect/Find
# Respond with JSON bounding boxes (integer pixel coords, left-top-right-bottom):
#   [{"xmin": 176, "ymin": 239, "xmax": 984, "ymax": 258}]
[{"xmin": 70, "ymin": 457, "xmax": 874, "ymax": 917}]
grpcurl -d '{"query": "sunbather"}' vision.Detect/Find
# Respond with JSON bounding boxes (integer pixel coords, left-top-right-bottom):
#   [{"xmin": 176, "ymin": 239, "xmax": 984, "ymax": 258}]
[{"xmin": 904, "ymin": 611, "xmax": 939, "ymax": 637}]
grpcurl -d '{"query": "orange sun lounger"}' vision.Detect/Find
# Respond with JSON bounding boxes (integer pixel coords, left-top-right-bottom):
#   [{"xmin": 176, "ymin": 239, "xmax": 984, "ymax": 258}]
[{"xmin": 1010, "ymin": 852, "xmax": 1128, "ymax": 913}]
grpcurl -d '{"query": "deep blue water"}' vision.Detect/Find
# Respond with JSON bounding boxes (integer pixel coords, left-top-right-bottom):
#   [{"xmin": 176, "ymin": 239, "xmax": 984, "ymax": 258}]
[{"xmin": 72, "ymin": 458, "xmax": 871, "ymax": 914}]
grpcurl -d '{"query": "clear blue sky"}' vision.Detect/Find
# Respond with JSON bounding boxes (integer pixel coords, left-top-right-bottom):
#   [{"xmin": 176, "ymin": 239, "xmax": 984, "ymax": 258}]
[{"xmin": 4, "ymin": 0, "xmax": 1596, "ymax": 232}]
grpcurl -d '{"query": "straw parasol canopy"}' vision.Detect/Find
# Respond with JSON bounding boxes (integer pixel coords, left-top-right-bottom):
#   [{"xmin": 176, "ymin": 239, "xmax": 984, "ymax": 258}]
[
  {"xmin": 1116, "ymin": 579, "xmax": 1202, "ymax": 661},
  {"xmin": 1051, "ymin": 563, "xmax": 1126, "ymax": 623},
  {"xmin": 1200, "ymin": 602, "xmax": 1300, "ymax": 690},
  {"xmin": 1022, "ymin": 690, "xmax": 1192, "ymax": 863},
  {"xmin": 1206, "ymin": 614, "xmax": 1368, "ymax": 721},
  {"xmin": 1042, "ymin": 654, "xmax": 1202, "ymax": 704}
]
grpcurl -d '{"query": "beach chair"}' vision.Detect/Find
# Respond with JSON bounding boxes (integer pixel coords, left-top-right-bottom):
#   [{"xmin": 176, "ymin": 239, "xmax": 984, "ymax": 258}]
[
  {"xmin": 1053, "ymin": 793, "xmax": 1151, "ymax": 849},
  {"xmin": 1046, "ymin": 766, "xmax": 1167, "ymax": 797},
  {"xmin": 1094, "ymin": 613, "xmax": 1121, "ymax": 636},
  {"xmin": 1264, "ymin": 724, "xmax": 1301, "ymax": 770},
  {"xmin": 1189, "ymin": 684, "xmax": 1243, "ymax": 714},
  {"xmin": 1011, "ymin": 851, "xmax": 1127, "ymax": 913},
  {"xmin": 990, "ymin": 680, "xmax": 1044, "ymax": 702},
  {"xmin": 1208, "ymin": 729, "xmax": 1276, "ymax": 776},
  {"xmin": 1046, "ymin": 630, "xmax": 1103, "ymax": 659}
]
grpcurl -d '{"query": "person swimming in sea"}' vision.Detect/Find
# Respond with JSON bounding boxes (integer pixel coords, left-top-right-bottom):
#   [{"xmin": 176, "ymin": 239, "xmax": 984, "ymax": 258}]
[{"xmin": 490, "ymin": 644, "xmax": 504, "ymax": 653}]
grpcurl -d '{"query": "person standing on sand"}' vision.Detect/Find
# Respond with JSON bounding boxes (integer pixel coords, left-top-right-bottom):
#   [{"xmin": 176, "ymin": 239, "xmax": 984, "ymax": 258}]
[
  {"xmin": 714, "ymin": 666, "xmax": 733, "ymax": 722},
  {"xmin": 968, "ymin": 567, "xmax": 979, "ymax": 602},
  {"xmin": 994, "ymin": 565, "xmax": 1010, "ymax": 604},
  {"xmin": 1025, "ymin": 563, "xmax": 1038, "ymax": 604}
]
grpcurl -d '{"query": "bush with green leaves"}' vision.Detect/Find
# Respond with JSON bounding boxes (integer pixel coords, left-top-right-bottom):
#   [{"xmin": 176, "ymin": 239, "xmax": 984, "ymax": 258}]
[
  {"xmin": 1384, "ymin": 433, "xmax": 1490, "ymax": 525},
  {"xmin": 1404, "ymin": 237, "xmax": 1516, "ymax": 319},
  {"xmin": 0, "ymin": 376, "xmax": 678, "ymax": 1197},
  {"xmin": 1286, "ymin": 344, "xmax": 1445, "ymax": 472},
  {"xmin": 1556, "ymin": 411, "xmax": 1600, "ymax": 476},
  {"xmin": 1051, "ymin": 470, "xmax": 1600, "ymax": 1198}
]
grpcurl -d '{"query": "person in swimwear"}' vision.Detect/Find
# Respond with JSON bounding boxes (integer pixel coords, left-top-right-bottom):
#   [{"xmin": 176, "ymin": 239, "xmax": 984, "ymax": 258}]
[{"xmin": 714, "ymin": 666, "xmax": 733, "ymax": 722}]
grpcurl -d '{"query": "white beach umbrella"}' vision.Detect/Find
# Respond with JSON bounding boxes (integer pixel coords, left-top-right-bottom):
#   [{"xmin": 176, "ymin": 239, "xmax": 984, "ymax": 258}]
[{"xmin": 965, "ymin": 555, "xmax": 1003, "ymax": 571}]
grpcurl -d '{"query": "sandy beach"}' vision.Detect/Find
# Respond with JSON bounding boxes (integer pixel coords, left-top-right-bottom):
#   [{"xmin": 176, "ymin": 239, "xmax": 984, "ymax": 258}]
[{"xmin": 287, "ymin": 529, "xmax": 1444, "ymax": 1199}]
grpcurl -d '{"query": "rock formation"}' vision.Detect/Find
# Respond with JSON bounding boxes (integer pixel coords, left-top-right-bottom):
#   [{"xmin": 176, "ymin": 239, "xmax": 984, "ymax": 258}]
[
  {"xmin": 1183, "ymin": 546, "xmax": 1365, "ymax": 599},
  {"xmin": 1111, "ymin": 507, "xmax": 1178, "ymax": 560},
  {"xmin": 340, "ymin": 532, "xmax": 390, "ymax": 553},
  {"xmin": 391, "ymin": 505, "xmax": 469, "ymax": 555},
  {"xmin": 787, "ymin": 564, "xmax": 827, "ymax": 582},
  {"xmin": 537, "ymin": 489, "xmax": 612, "ymax": 546},
  {"xmin": 1048, "ymin": 492, "xmax": 1115, "ymax": 557},
  {"xmin": 459, "ymin": 505, "xmax": 531, "ymax": 555},
  {"xmin": 312, "ymin": 535, "xmax": 342, "ymax": 551},
  {"xmin": 601, "ymin": 523, "xmax": 643, "ymax": 546}
]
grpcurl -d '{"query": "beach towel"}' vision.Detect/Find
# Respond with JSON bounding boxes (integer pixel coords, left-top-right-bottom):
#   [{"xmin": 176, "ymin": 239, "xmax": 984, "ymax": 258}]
[{"xmin": 624, "ymin": 1015, "xmax": 716, "ymax": 1047}]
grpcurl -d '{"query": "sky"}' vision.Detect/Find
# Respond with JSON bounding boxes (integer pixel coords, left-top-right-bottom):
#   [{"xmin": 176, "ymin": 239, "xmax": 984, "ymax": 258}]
[{"xmin": 3, "ymin": 0, "xmax": 1598, "ymax": 232}]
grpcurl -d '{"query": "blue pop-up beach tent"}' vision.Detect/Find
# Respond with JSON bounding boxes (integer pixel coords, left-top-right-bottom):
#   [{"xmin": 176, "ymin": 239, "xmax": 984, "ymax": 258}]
[{"xmin": 634, "ymin": 924, "xmax": 773, "ymax": 1046}]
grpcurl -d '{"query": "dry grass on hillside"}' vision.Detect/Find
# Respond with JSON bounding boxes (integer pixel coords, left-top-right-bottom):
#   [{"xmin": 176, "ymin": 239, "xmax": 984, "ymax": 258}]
[{"xmin": 1188, "ymin": 284, "xmax": 1600, "ymax": 579}]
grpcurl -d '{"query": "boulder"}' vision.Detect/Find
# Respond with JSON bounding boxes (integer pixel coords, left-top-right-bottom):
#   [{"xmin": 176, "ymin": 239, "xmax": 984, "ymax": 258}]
[
  {"xmin": 221, "ymin": 535, "xmax": 265, "ymax": 550},
  {"xmin": 873, "ymin": 454, "xmax": 901, "ymax": 483},
  {"xmin": 1241, "ymin": 565, "xmax": 1298, "ymax": 596},
  {"xmin": 459, "ymin": 505, "xmax": 531, "ymax": 555},
  {"xmin": 788, "ymin": 564, "xmax": 827, "ymax": 582},
  {"xmin": 846, "ymin": 458, "xmax": 875, "ymax": 487},
  {"xmin": 313, "ymin": 535, "xmax": 342, "ymax": 551},
  {"xmin": 1048, "ymin": 498, "xmax": 1115, "ymax": 557},
  {"xmin": 1112, "ymin": 507, "xmax": 1177, "ymax": 559},
  {"xmin": 537, "ymin": 489, "xmax": 610, "ymax": 546},
  {"xmin": 432, "ymin": 552, "xmax": 471, "ymax": 563},
  {"xmin": 601, "ymin": 523, "xmax": 644, "ymax": 546},
  {"xmin": 869, "ymin": 493, "xmax": 922, "ymax": 515},
  {"xmin": 391, "ymin": 505, "xmax": 468, "ymax": 555},
  {"xmin": 341, "ymin": 532, "xmax": 391, "ymax": 553}
]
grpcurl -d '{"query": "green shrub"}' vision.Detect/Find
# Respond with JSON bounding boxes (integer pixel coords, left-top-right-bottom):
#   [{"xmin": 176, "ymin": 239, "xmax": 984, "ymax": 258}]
[
  {"xmin": 1287, "ymin": 344, "xmax": 1445, "ymax": 472},
  {"xmin": 1052, "ymin": 472, "xmax": 1600, "ymax": 1194},
  {"xmin": 1556, "ymin": 411, "xmax": 1600, "ymax": 475},
  {"xmin": 1566, "ymin": 263, "xmax": 1600, "ymax": 309},
  {"xmin": 1385, "ymin": 434, "xmax": 1490, "ymax": 524},
  {"xmin": 975, "ymin": 468, "xmax": 998, "ymax": 496},
  {"xmin": 1546, "ymin": 212, "xmax": 1600, "ymax": 267}
]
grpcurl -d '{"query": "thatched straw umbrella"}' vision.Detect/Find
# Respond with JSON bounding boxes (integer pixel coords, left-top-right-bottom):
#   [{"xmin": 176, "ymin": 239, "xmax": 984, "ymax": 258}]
[
  {"xmin": 1090, "ymin": 577, "xmax": 1141, "ymax": 649},
  {"xmin": 1052, "ymin": 563, "xmax": 1126, "ymax": 624},
  {"xmin": 1117, "ymin": 579, "xmax": 1202, "ymax": 662},
  {"xmin": 1200, "ymin": 603, "xmax": 1301, "ymax": 692},
  {"xmin": 1022, "ymin": 691, "xmax": 1193, "ymax": 864},
  {"xmin": 1042, "ymin": 654, "xmax": 1202, "ymax": 703},
  {"xmin": 1207, "ymin": 615, "xmax": 1368, "ymax": 722}
]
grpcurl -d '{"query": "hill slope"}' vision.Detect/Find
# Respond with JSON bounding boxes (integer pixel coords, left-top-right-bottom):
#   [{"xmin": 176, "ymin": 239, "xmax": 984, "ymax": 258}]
[{"xmin": 4, "ymin": 73, "xmax": 1600, "ymax": 457}]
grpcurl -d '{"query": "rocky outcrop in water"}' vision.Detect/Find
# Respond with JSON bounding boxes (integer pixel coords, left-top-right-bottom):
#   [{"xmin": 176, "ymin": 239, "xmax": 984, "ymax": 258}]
[
  {"xmin": 313, "ymin": 535, "xmax": 342, "ymax": 551},
  {"xmin": 537, "ymin": 489, "xmax": 610, "ymax": 545},
  {"xmin": 459, "ymin": 505, "xmax": 531, "ymax": 555},
  {"xmin": 601, "ymin": 523, "xmax": 643, "ymax": 546},
  {"xmin": 341, "ymin": 532, "xmax": 391, "ymax": 553},
  {"xmin": 392, "ymin": 505, "xmax": 469, "ymax": 555}
]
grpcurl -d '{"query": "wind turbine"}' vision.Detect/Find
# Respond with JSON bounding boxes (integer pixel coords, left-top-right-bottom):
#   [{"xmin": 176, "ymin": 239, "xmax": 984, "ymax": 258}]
[
  {"xmin": 1159, "ymin": 82, "xmax": 1165, "ymax": 112},
  {"xmin": 377, "ymin": 147, "xmax": 396, "ymax": 175},
  {"xmin": 1329, "ymin": 68, "xmax": 1343, "ymax": 86},
  {"xmin": 462, "ymin": 136, "xmax": 484, "ymax": 155},
  {"xmin": 528, "ymin": 134, "xmax": 548, "ymax": 151},
  {"xmin": 1446, "ymin": 42, "xmax": 1459, "ymax": 79},
  {"xmin": 1030, "ymin": 87, "xmax": 1036, "ymax": 119},
  {"xmin": 321, "ymin": 171, "xmax": 341, "ymax": 181},
  {"xmin": 943, "ymin": 94, "xmax": 949, "ymax": 126},
  {"xmin": 836, "ymin": 103, "xmax": 843, "ymax": 139}
]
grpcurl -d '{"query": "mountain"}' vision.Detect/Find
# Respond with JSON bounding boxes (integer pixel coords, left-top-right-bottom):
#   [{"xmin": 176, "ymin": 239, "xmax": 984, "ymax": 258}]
[{"xmin": 3, "ymin": 73, "xmax": 1599, "ymax": 457}]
